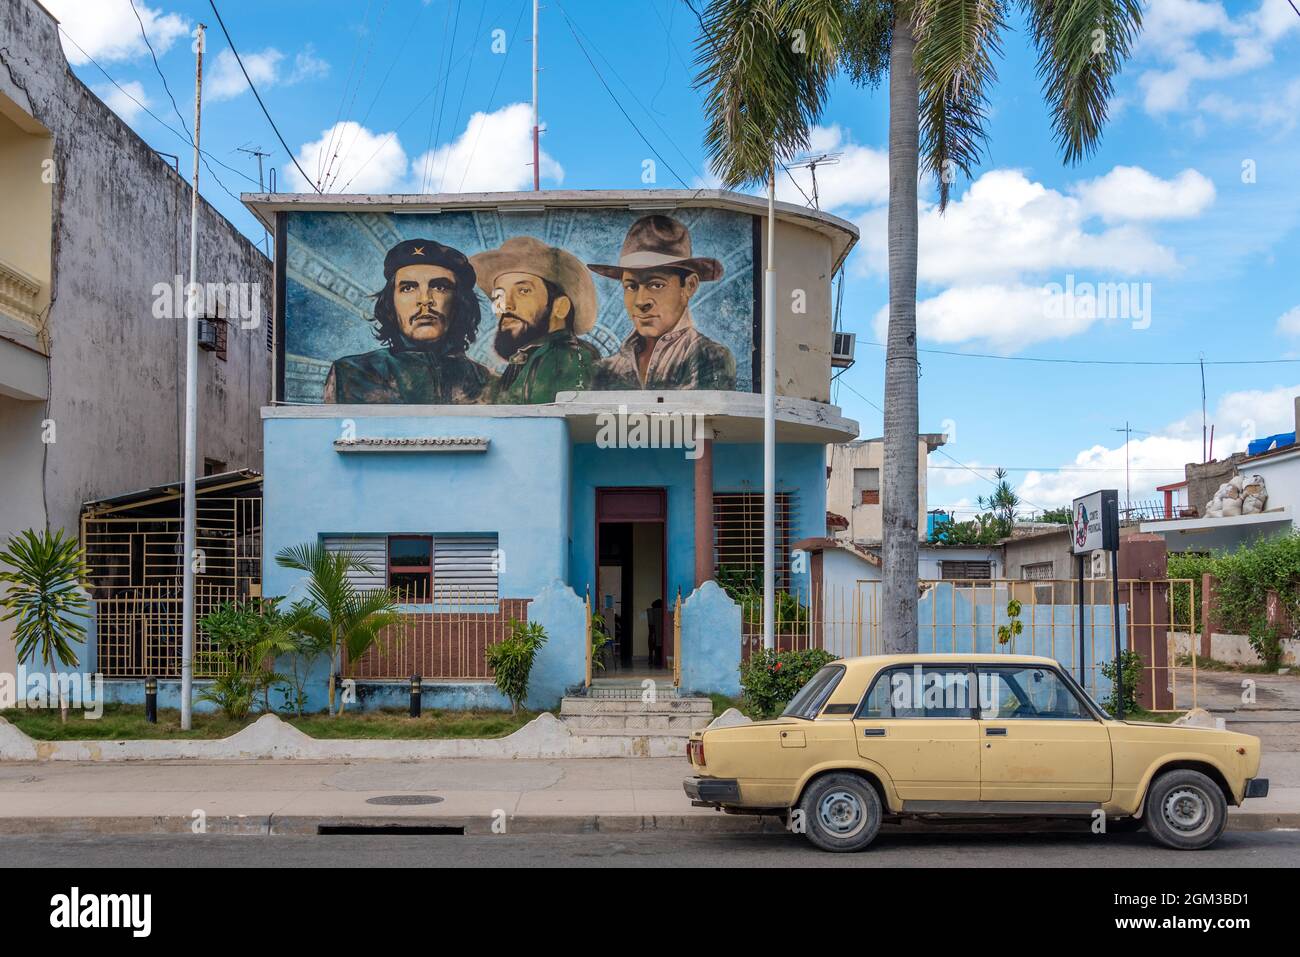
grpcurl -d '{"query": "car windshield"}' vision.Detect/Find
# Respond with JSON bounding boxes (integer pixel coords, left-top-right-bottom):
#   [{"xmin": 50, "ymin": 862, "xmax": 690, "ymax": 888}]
[{"xmin": 781, "ymin": 665, "xmax": 844, "ymax": 720}]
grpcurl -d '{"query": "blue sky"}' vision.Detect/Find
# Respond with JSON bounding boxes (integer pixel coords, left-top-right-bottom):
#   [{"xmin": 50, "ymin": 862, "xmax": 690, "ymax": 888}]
[{"xmin": 45, "ymin": 0, "xmax": 1300, "ymax": 517}]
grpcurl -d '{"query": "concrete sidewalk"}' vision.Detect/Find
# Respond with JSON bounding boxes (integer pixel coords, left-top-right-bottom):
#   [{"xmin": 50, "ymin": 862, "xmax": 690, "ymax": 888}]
[{"xmin": 1, "ymin": 753, "xmax": 1296, "ymax": 837}]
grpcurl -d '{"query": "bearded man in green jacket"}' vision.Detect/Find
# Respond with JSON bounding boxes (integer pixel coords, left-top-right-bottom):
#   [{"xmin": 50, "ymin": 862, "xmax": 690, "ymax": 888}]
[{"xmin": 470, "ymin": 236, "xmax": 602, "ymax": 404}]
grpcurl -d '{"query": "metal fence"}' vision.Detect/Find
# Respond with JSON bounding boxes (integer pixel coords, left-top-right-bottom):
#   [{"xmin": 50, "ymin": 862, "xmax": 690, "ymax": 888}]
[
  {"xmin": 344, "ymin": 587, "xmax": 528, "ymax": 680},
  {"xmin": 95, "ymin": 581, "xmax": 235, "ymax": 678},
  {"xmin": 740, "ymin": 578, "xmax": 1198, "ymax": 711}
]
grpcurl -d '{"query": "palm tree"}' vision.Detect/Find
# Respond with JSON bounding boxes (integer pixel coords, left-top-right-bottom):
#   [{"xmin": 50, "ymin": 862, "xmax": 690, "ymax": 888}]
[
  {"xmin": 0, "ymin": 528, "xmax": 90, "ymax": 669},
  {"xmin": 695, "ymin": 0, "xmax": 1141, "ymax": 652},
  {"xmin": 274, "ymin": 543, "xmax": 400, "ymax": 716}
]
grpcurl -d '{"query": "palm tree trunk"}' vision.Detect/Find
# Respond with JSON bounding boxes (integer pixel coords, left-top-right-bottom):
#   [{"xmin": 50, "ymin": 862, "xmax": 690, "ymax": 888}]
[{"xmin": 882, "ymin": 11, "xmax": 920, "ymax": 655}]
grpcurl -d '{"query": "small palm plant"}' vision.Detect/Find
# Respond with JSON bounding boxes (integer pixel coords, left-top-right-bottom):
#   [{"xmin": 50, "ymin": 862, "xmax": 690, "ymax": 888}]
[
  {"xmin": 274, "ymin": 543, "xmax": 400, "ymax": 717},
  {"xmin": 0, "ymin": 529, "xmax": 90, "ymax": 720}
]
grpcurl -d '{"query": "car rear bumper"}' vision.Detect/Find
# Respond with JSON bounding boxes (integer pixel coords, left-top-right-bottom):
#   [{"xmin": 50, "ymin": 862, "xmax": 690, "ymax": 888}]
[
  {"xmin": 683, "ymin": 776, "xmax": 741, "ymax": 805},
  {"xmin": 1244, "ymin": 777, "xmax": 1270, "ymax": 799}
]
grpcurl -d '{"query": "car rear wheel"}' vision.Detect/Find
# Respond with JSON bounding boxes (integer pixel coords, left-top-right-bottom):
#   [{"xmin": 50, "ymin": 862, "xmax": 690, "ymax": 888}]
[
  {"xmin": 1144, "ymin": 769, "xmax": 1227, "ymax": 850},
  {"xmin": 798, "ymin": 773, "xmax": 882, "ymax": 853}
]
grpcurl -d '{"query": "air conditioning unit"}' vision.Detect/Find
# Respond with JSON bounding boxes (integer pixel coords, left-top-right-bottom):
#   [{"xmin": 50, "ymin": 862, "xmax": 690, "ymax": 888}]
[
  {"xmin": 197, "ymin": 318, "xmax": 220, "ymax": 351},
  {"xmin": 831, "ymin": 331, "xmax": 856, "ymax": 369}
]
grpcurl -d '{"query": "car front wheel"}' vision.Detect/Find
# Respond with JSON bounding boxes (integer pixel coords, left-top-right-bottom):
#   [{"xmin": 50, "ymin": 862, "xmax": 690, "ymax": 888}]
[
  {"xmin": 798, "ymin": 773, "xmax": 882, "ymax": 853},
  {"xmin": 1144, "ymin": 769, "xmax": 1228, "ymax": 850}
]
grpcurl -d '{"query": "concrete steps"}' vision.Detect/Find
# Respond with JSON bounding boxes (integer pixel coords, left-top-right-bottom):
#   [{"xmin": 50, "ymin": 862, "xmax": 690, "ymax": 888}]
[{"xmin": 559, "ymin": 696, "xmax": 714, "ymax": 736}]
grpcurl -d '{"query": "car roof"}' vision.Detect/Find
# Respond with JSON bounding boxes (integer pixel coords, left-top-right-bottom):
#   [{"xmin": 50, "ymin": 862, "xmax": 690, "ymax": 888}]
[{"xmin": 834, "ymin": 653, "xmax": 1063, "ymax": 679}]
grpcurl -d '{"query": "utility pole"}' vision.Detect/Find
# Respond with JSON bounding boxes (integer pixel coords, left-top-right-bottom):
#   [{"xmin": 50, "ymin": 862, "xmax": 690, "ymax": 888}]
[
  {"xmin": 1199, "ymin": 352, "xmax": 1207, "ymax": 463},
  {"xmin": 181, "ymin": 23, "xmax": 206, "ymax": 732},
  {"xmin": 785, "ymin": 152, "xmax": 840, "ymax": 210},
  {"xmin": 763, "ymin": 158, "xmax": 776, "ymax": 651},
  {"xmin": 237, "ymin": 144, "xmax": 271, "ymax": 255},
  {"xmin": 531, "ymin": 0, "xmax": 540, "ymax": 191}
]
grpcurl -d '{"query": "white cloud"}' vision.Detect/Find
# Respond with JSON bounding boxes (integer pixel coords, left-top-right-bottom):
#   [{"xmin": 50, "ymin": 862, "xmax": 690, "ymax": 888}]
[
  {"xmin": 856, "ymin": 165, "xmax": 1211, "ymax": 351},
  {"xmin": 207, "ymin": 48, "xmax": 282, "ymax": 102},
  {"xmin": 1198, "ymin": 77, "xmax": 1300, "ymax": 132},
  {"xmin": 94, "ymin": 80, "xmax": 150, "ymax": 123},
  {"xmin": 871, "ymin": 282, "xmax": 1108, "ymax": 352},
  {"xmin": 1135, "ymin": 0, "xmax": 1298, "ymax": 116},
  {"xmin": 288, "ymin": 121, "xmax": 410, "ymax": 193},
  {"xmin": 1016, "ymin": 384, "xmax": 1300, "ymax": 508},
  {"xmin": 1276, "ymin": 305, "xmax": 1300, "ymax": 337},
  {"xmin": 206, "ymin": 45, "xmax": 328, "ymax": 103},
  {"xmin": 289, "ymin": 103, "xmax": 563, "ymax": 194},
  {"xmin": 44, "ymin": 0, "xmax": 189, "ymax": 65},
  {"xmin": 409, "ymin": 102, "xmax": 563, "ymax": 193},
  {"xmin": 1072, "ymin": 166, "xmax": 1215, "ymax": 223},
  {"xmin": 776, "ymin": 124, "xmax": 888, "ymax": 210},
  {"xmin": 858, "ymin": 167, "xmax": 1194, "ymax": 285}
]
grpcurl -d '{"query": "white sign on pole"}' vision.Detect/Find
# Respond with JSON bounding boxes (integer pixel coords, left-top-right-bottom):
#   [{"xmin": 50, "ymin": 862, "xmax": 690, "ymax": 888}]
[{"xmin": 1071, "ymin": 489, "xmax": 1119, "ymax": 555}]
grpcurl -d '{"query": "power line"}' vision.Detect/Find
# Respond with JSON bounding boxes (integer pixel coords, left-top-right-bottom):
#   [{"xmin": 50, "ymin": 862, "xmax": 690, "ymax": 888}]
[
  {"xmin": 459, "ymin": 0, "xmax": 530, "ymax": 192},
  {"xmin": 929, "ymin": 465, "xmax": 1183, "ymax": 473},
  {"xmin": 860, "ymin": 340, "xmax": 1300, "ymax": 367},
  {"xmin": 128, "ymin": 0, "xmax": 190, "ymax": 138},
  {"xmin": 555, "ymin": 1, "xmax": 690, "ymax": 187},
  {"xmin": 207, "ymin": 0, "xmax": 321, "ymax": 193},
  {"xmin": 55, "ymin": 24, "xmax": 253, "ymax": 205}
]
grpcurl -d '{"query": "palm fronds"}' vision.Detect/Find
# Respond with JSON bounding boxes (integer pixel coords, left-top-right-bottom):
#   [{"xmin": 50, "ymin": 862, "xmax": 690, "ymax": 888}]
[{"xmin": 0, "ymin": 529, "xmax": 90, "ymax": 668}]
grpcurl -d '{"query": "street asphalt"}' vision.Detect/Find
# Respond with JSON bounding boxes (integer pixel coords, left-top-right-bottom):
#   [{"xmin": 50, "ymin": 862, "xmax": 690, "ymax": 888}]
[{"xmin": 2, "ymin": 828, "xmax": 1298, "ymax": 867}]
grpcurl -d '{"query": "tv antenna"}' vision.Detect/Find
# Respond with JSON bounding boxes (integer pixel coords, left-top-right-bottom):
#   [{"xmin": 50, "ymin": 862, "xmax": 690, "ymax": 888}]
[{"xmin": 786, "ymin": 152, "xmax": 841, "ymax": 209}]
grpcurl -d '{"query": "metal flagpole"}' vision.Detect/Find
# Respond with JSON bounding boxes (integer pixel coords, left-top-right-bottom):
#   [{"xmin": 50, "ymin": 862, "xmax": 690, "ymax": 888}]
[
  {"xmin": 531, "ymin": 0, "xmax": 540, "ymax": 191},
  {"xmin": 181, "ymin": 23, "xmax": 205, "ymax": 731},
  {"xmin": 763, "ymin": 160, "xmax": 776, "ymax": 651}
]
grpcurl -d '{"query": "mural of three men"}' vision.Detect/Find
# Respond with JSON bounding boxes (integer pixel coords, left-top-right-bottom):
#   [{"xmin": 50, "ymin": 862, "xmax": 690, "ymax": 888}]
[{"xmin": 315, "ymin": 214, "xmax": 744, "ymax": 405}]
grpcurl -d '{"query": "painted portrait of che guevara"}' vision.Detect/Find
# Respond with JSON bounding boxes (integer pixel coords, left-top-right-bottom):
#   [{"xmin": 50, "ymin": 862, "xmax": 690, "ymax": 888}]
[
  {"xmin": 322, "ymin": 238, "xmax": 496, "ymax": 404},
  {"xmin": 589, "ymin": 214, "xmax": 736, "ymax": 391}
]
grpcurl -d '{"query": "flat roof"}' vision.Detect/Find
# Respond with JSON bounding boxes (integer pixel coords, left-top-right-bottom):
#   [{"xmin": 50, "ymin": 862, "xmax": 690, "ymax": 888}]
[
  {"xmin": 262, "ymin": 390, "xmax": 859, "ymax": 444},
  {"xmin": 239, "ymin": 188, "xmax": 859, "ymax": 273}
]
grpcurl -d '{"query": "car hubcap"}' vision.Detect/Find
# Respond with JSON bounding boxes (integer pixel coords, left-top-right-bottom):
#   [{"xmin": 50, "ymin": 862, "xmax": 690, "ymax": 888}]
[
  {"xmin": 818, "ymin": 790, "xmax": 866, "ymax": 838},
  {"xmin": 1162, "ymin": 786, "xmax": 1211, "ymax": 835}
]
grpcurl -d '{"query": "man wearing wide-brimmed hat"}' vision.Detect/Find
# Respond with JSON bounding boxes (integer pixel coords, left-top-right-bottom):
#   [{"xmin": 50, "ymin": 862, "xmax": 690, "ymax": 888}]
[
  {"xmin": 588, "ymin": 214, "xmax": 735, "ymax": 391},
  {"xmin": 470, "ymin": 236, "xmax": 602, "ymax": 404}
]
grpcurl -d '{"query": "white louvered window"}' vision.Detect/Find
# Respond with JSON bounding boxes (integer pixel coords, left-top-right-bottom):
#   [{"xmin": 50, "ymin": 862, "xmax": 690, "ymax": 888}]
[
  {"xmin": 322, "ymin": 536, "xmax": 387, "ymax": 591},
  {"xmin": 433, "ymin": 535, "xmax": 499, "ymax": 604}
]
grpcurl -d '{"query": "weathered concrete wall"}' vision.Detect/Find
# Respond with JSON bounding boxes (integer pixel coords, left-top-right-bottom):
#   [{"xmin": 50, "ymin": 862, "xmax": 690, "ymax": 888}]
[
  {"xmin": 0, "ymin": 0, "xmax": 272, "ymax": 537},
  {"xmin": 1002, "ymin": 527, "xmax": 1074, "ymax": 580}
]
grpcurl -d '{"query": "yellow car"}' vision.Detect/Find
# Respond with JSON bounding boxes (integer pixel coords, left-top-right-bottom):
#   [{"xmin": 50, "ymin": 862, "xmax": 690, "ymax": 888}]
[{"xmin": 684, "ymin": 653, "xmax": 1269, "ymax": 852}]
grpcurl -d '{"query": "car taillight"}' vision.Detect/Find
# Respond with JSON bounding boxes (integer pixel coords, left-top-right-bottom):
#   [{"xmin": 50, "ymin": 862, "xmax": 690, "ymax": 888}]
[{"xmin": 688, "ymin": 739, "xmax": 706, "ymax": 767}]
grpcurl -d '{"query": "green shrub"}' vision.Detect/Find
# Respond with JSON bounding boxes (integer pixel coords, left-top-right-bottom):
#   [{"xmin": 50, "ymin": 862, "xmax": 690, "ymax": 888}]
[
  {"xmin": 1100, "ymin": 649, "xmax": 1143, "ymax": 717},
  {"xmin": 197, "ymin": 599, "xmax": 292, "ymax": 720},
  {"xmin": 740, "ymin": 647, "xmax": 838, "ymax": 718},
  {"xmin": 485, "ymin": 619, "xmax": 548, "ymax": 715},
  {"xmin": 1167, "ymin": 552, "xmax": 1214, "ymax": 628}
]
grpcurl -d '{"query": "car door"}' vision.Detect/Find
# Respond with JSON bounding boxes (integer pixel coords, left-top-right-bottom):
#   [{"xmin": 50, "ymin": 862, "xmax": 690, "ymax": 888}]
[
  {"xmin": 854, "ymin": 664, "xmax": 981, "ymax": 801},
  {"xmin": 976, "ymin": 664, "xmax": 1112, "ymax": 803}
]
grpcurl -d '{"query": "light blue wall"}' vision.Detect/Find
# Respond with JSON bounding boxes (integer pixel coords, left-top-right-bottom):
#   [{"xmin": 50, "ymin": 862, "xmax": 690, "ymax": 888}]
[
  {"xmin": 567, "ymin": 441, "xmax": 827, "ymax": 600},
  {"xmin": 680, "ymin": 581, "xmax": 742, "ymax": 695},
  {"xmin": 262, "ymin": 415, "xmax": 571, "ymax": 600}
]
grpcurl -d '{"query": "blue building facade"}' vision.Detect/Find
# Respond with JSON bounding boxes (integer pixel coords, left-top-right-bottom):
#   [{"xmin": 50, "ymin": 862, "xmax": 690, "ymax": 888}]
[{"xmin": 246, "ymin": 189, "xmax": 860, "ymax": 708}]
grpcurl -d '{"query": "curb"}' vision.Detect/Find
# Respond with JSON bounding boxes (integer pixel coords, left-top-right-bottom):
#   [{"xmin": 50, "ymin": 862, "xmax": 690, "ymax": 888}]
[{"xmin": 1, "ymin": 812, "xmax": 1295, "ymax": 837}]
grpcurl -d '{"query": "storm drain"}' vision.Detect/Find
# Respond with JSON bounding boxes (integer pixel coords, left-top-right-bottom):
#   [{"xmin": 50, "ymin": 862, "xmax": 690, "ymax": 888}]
[{"xmin": 317, "ymin": 824, "xmax": 465, "ymax": 836}]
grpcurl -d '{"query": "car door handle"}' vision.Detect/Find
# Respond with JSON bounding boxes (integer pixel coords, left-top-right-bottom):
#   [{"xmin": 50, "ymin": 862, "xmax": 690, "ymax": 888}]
[
  {"xmin": 862, "ymin": 728, "xmax": 886, "ymax": 737},
  {"xmin": 985, "ymin": 727, "xmax": 1007, "ymax": 736}
]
